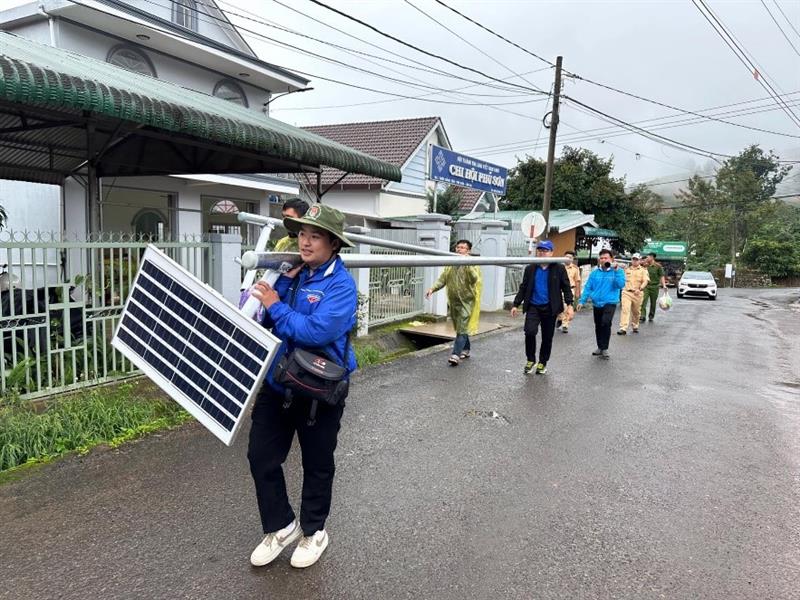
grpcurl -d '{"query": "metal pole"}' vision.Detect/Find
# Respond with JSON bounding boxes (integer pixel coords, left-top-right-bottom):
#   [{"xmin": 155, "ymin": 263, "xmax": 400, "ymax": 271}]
[
  {"xmin": 541, "ymin": 56, "xmax": 563, "ymax": 240},
  {"xmin": 237, "ymin": 212, "xmax": 456, "ymax": 256},
  {"xmin": 241, "ymin": 251, "xmax": 569, "ymax": 271}
]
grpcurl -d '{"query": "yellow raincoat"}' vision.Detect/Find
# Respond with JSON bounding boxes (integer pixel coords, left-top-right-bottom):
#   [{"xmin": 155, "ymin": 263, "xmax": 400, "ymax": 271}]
[
  {"xmin": 431, "ymin": 265, "xmax": 482, "ymax": 335},
  {"xmin": 274, "ymin": 235, "xmax": 299, "ymax": 252}
]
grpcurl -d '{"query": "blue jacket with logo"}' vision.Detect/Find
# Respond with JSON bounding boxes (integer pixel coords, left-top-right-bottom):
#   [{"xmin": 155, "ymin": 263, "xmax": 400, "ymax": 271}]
[
  {"xmin": 578, "ymin": 266, "xmax": 626, "ymax": 307},
  {"xmin": 261, "ymin": 255, "xmax": 357, "ymax": 392}
]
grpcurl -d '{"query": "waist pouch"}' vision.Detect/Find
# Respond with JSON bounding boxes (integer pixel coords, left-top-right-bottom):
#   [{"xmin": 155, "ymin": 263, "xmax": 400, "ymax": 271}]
[{"xmin": 273, "ymin": 347, "xmax": 349, "ymax": 425}]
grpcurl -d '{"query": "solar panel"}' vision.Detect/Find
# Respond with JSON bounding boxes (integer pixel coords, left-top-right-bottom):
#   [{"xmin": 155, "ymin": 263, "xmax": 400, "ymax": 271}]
[{"xmin": 111, "ymin": 245, "xmax": 280, "ymax": 446}]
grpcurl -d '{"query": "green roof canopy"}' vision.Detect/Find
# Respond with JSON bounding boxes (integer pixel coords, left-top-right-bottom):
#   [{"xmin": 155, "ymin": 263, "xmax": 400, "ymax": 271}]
[{"xmin": 0, "ymin": 32, "xmax": 401, "ymax": 185}]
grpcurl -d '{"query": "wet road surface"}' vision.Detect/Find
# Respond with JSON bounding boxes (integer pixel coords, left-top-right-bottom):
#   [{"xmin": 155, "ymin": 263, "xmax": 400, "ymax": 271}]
[{"xmin": 1, "ymin": 288, "xmax": 798, "ymax": 599}]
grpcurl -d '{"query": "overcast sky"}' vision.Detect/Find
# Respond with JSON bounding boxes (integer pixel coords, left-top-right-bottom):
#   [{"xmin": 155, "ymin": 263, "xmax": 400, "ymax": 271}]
[
  {"xmin": 226, "ymin": 0, "xmax": 800, "ymax": 189},
  {"xmin": 3, "ymin": 0, "xmax": 798, "ymax": 190}
]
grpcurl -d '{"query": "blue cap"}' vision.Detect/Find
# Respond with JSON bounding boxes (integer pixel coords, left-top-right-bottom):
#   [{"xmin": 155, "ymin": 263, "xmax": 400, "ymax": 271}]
[{"xmin": 536, "ymin": 240, "xmax": 554, "ymax": 251}]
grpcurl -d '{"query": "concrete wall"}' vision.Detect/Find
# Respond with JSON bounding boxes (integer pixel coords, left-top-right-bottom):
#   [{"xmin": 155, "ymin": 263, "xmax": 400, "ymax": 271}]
[
  {"xmin": 378, "ymin": 191, "xmax": 426, "ymax": 218},
  {"xmin": 315, "ymin": 189, "xmax": 380, "ymax": 220},
  {"xmin": 0, "ymin": 180, "xmax": 60, "ymax": 232},
  {"xmin": 122, "ymin": 0, "xmax": 245, "ymax": 49},
  {"xmin": 55, "ymin": 20, "xmax": 270, "ymax": 109}
]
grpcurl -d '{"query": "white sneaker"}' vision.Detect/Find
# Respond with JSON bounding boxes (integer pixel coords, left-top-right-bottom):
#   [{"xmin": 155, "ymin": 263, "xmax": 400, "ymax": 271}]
[
  {"xmin": 250, "ymin": 519, "xmax": 301, "ymax": 566},
  {"xmin": 290, "ymin": 530, "xmax": 329, "ymax": 568}
]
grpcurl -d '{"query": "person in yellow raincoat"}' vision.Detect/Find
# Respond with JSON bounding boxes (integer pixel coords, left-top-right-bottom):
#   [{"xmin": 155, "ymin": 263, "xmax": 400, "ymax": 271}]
[
  {"xmin": 425, "ymin": 239, "xmax": 482, "ymax": 366},
  {"xmin": 274, "ymin": 198, "xmax": 310, "ymax": 252}
]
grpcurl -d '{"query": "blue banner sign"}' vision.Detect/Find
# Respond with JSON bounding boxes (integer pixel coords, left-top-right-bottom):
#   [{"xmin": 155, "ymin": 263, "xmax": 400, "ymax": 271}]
[{"xmin": 428, "ymin": 144, "xmax": 508, "ymax": 195}]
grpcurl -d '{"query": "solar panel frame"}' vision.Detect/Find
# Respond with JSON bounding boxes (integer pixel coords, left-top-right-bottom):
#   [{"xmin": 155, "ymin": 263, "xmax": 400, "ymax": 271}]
[{"xmin": 111, "ymin": 245, "xmax": 281, "ymax": 446}]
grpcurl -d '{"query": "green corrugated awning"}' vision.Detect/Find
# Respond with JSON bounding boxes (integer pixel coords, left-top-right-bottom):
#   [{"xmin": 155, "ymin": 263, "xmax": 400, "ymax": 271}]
[
  {"xmin": 0, "ymin": 31, "xmax": 401, "ymax": 184},
  {"xmin": 582, "ymin": 227, "xmax": 618, "ymax": 238}
]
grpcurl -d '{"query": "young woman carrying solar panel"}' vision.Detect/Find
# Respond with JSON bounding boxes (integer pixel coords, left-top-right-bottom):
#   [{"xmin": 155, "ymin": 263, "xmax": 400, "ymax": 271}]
[{"xmin": 246, "ymin": 203, "xmax": 357, "ymax": 569}]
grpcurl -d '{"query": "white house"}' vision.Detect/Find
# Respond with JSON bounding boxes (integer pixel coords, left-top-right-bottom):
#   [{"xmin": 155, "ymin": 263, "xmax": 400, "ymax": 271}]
[
  {"xmin": 301, "ymin": 117, "xmax": 451, "ymax": 226},
  {"xmin": 0, "ymin": 0, "xmax": 307, "ymax": 241}
]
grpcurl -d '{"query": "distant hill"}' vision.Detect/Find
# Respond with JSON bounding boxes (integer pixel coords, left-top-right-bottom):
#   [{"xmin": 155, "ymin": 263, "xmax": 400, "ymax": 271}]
[{"xmin": 634, "ymin": 146, "xmax": 800, "ymax": 208}]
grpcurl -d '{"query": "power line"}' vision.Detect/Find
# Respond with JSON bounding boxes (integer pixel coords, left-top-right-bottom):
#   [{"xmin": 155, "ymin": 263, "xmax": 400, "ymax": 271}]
[
  {"xmin": 305, "ymin": 0, "xmax": 546, "ymax": 96},
  {"xmin": 759, "ymin": 0, "xmax": 800, "ymax": 56},
  {"xmin": 213, "ymin": 0, "xmax": 538, "ymax": 95},
  {"xmin": 692, "ymin": 0, "xmax": 800, "ymax": 129},
  {"xmin": 272, "ymin": 68, "xmax": 552, "ymax": 111},
  {"xmin": 462, "ymin": 92, "xmax": 800, "ymax": 153},
  {"xmin": 432, "ymin": 0, "xmax": 553, "ymax": 67},
  {"xmin": 566, "ymin": 73, "xmax": 800, "ymax": 139},
  {"xmin": 403, "ymin": 0, "xmax": 546, "ymax": 92},
  {"xmin": 773, "ymin": 1, "xmax": 800, "ymax": 40},
  {"xmin": 78, "ymin": 0, "xmax": 552, "ymax": 111},
  {"xmin": 112, "ymin": 0, "xmax": 540, "ymax": 102},
  {"xmin": 468, "ymin": 99, "xmax": 800, "ymax": 157},
  {"xmin": 433, "ymin": 0, "xmax": 800, "ymax": 138}
]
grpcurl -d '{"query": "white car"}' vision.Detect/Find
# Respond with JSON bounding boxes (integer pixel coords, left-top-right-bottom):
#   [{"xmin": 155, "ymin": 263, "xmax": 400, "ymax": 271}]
[{"xmin": 677, "ymin": 271, "xmax": 717, "ymax": 300}]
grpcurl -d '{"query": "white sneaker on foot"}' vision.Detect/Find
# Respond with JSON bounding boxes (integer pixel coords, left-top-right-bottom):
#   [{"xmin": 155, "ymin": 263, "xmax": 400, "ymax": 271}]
[
  {"xmin": 250, "ymin": 519, "xmax": 301, "ymax": 566},
  {"xmin": 290, "ymin": 530, "xmax": 329, "ymax": 568}
]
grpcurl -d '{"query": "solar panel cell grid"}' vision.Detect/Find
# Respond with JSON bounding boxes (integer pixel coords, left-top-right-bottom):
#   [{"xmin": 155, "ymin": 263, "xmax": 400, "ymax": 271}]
[{"xmin": 113, "ymin": 246, "xmax": 279, "ymax": 445}]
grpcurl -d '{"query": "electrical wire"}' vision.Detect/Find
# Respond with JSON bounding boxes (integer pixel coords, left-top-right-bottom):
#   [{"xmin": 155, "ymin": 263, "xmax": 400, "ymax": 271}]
[
  {"xmin": 773, "ymin": 0, "xmax": 800, "ymax": 40},
  {"xmin": 692, "ymin": 0, "xmax": 800, "ymax": 129},
  {"xmin": 760, "ymin": 0, "xmax": 800, "ymax": 56},
  {"xmin": 467, "ymin": 98, "xmax": 800, "ymax": 157},
  {"xmin": 305, "ymin": 0, "xmax": 546, "ymax": 95}
]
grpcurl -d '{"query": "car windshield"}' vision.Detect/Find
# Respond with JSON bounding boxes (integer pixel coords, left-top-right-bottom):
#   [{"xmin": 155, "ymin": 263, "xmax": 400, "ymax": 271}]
[{"xmin": 683, "ymin": 271, "xmax": 713, "ymax": 280}]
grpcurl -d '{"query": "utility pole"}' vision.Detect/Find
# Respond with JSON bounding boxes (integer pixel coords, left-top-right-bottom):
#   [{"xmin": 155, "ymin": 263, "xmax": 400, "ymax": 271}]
[{"xmin": 541, "ymin": 55, "xmax": 563, "ymax": 240}]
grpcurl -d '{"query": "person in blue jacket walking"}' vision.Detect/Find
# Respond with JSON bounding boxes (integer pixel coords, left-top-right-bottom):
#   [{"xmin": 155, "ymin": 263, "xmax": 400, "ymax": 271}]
[
  {"xmin": 577, "ymin": 248, "xmax": 626, "ymax": 359},
  {"xmin": 246, "ymin": 204, "xmax": 357, "ymax": 569}
]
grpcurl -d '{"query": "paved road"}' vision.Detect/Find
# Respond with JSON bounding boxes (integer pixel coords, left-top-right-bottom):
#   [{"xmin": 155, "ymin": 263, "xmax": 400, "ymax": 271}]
[{"xmin": 2, "ymin": 289, "xmax": 799, "ymax": 600}]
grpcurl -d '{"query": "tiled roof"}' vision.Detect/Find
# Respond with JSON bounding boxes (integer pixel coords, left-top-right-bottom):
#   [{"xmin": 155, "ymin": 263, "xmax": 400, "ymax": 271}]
[
  {"xmin": 456, "ymin": 188, "xmax": 483, "ymax": 212},
  {"xmin": 302, "ymin": 117, "xmax": 440, "ymax": 187}
]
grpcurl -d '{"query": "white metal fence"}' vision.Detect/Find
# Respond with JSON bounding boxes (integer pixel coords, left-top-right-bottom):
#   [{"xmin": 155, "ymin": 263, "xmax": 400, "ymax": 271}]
[
  {"xmin": 0, "ymin": 231, "xmax": 210, "ymax": 399},
  {"xmin": 363, "ymin": 229, "xmax": 425, "ymax": 326},
  {"xmin": 505, "ymin": 230, "xmax": 530, "ymax": 297}
]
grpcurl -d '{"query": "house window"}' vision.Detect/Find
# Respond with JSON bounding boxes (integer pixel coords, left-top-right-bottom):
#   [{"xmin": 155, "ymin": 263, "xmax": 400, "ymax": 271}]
[
  {"xmin": 213, "ymin": 79, "xmax": 248, "ymax": 107},
  {"xmin": 107, "ymin": 45, "xmax": 156, "ymax": 77},
  {"xmin": 209, "ymin": 200, "xmax": 239, "ymax": 214},
  {"xmin": 173, "ymin": 0, "xmax": 198, "ymax": 31}
]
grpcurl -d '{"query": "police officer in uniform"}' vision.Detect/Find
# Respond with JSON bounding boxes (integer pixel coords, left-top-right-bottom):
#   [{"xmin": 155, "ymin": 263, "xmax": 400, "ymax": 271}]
[
  {"xmin": 617, "ymin": 253, "xmax": 649, "ymax": 335},
  {"xmin": 558, "ymin": 250, "xmax": 581, "ymax": 333}
]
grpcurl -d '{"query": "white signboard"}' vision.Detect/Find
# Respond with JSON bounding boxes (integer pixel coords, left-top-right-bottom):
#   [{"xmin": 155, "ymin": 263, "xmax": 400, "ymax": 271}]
[{"xmin": 724, "ymin": 263, "xmax": 733, "ymax": 278}]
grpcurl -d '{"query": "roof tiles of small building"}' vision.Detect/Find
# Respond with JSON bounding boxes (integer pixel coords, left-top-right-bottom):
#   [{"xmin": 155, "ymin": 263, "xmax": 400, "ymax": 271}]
[
  {"xmin": 302, "ymin": 117, "xmax": 440, "ymax": 187},
  {"xmin": 455, "ymin": 187, "xmax": 483, "ymax": 212}
]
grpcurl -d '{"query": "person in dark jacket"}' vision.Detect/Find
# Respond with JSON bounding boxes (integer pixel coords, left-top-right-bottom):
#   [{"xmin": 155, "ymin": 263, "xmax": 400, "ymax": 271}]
[
  {"xmin": 246, "ymin": 204, "xmax": 357, "ymax": 569},
  {"xmin": 510, "ymin": 240, "xmax": 573, "ymax": 374}
]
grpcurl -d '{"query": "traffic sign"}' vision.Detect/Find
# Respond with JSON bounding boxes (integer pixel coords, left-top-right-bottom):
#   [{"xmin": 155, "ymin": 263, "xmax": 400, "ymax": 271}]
[{"xmin": 520, "ymin": 212, "xmax": 547, "ymax": 239}]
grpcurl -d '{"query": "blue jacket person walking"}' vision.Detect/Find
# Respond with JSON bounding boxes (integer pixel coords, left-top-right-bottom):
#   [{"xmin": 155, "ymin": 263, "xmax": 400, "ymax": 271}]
[
  {"xmin": 246, "ymin": 204, "xmax": 357, "ymax": 569},
  {"xmin": 577, "ymin": 248, "xmax": 626, "ymax": 359}
]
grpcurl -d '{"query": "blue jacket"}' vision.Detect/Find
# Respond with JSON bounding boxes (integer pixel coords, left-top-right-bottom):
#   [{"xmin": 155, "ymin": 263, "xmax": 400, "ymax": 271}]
[
  {"xmin": 578, "ymin": 267, "xmax": 626, "ymax": 307},
  {"xmin": 261, "ymin": 255, "xmax": 358, "ymax": 392}
]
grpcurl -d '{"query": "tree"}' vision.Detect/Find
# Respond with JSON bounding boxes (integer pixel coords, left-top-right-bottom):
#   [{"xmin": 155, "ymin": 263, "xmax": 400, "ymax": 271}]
[
  {"xmin": 656, "ymin": 145, "xmax": 794, "ymax": 272},
  {"xmin": 501, "ymin": 147, "xmax": 659, "ymax": 251},
  {"xmin": 742, "ymin": 239, "xmax": 800, "ymax": 278},
  {"xmin": 426, "ymin": 185, "xmax": 465, "ymax": 218}
]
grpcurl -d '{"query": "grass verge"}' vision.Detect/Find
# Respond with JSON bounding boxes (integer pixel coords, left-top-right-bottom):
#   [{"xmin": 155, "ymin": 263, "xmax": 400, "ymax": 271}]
[{"xmin": 0, "ymin": 379, "xmax": 191, "ymax": 478}]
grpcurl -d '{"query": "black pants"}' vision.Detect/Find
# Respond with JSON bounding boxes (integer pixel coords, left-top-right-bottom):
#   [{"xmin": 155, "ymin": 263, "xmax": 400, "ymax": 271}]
[
  {"xmin": 524, "ymin": 304, "xmax": 557, "ymax": 364},
  {"xmin": 593, "ymin": 304, "xmax": 617, "ymax": 350},
  {"xmin": 247, "ymin": 386, "xmax": 344, "ymax": 536}
]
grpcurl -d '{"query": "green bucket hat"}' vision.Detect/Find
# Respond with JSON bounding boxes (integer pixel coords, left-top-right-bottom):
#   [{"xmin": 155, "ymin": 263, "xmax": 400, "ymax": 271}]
[{"xmin": 283, "ymin": 203, "xmax": 355, "ymax": 248}]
